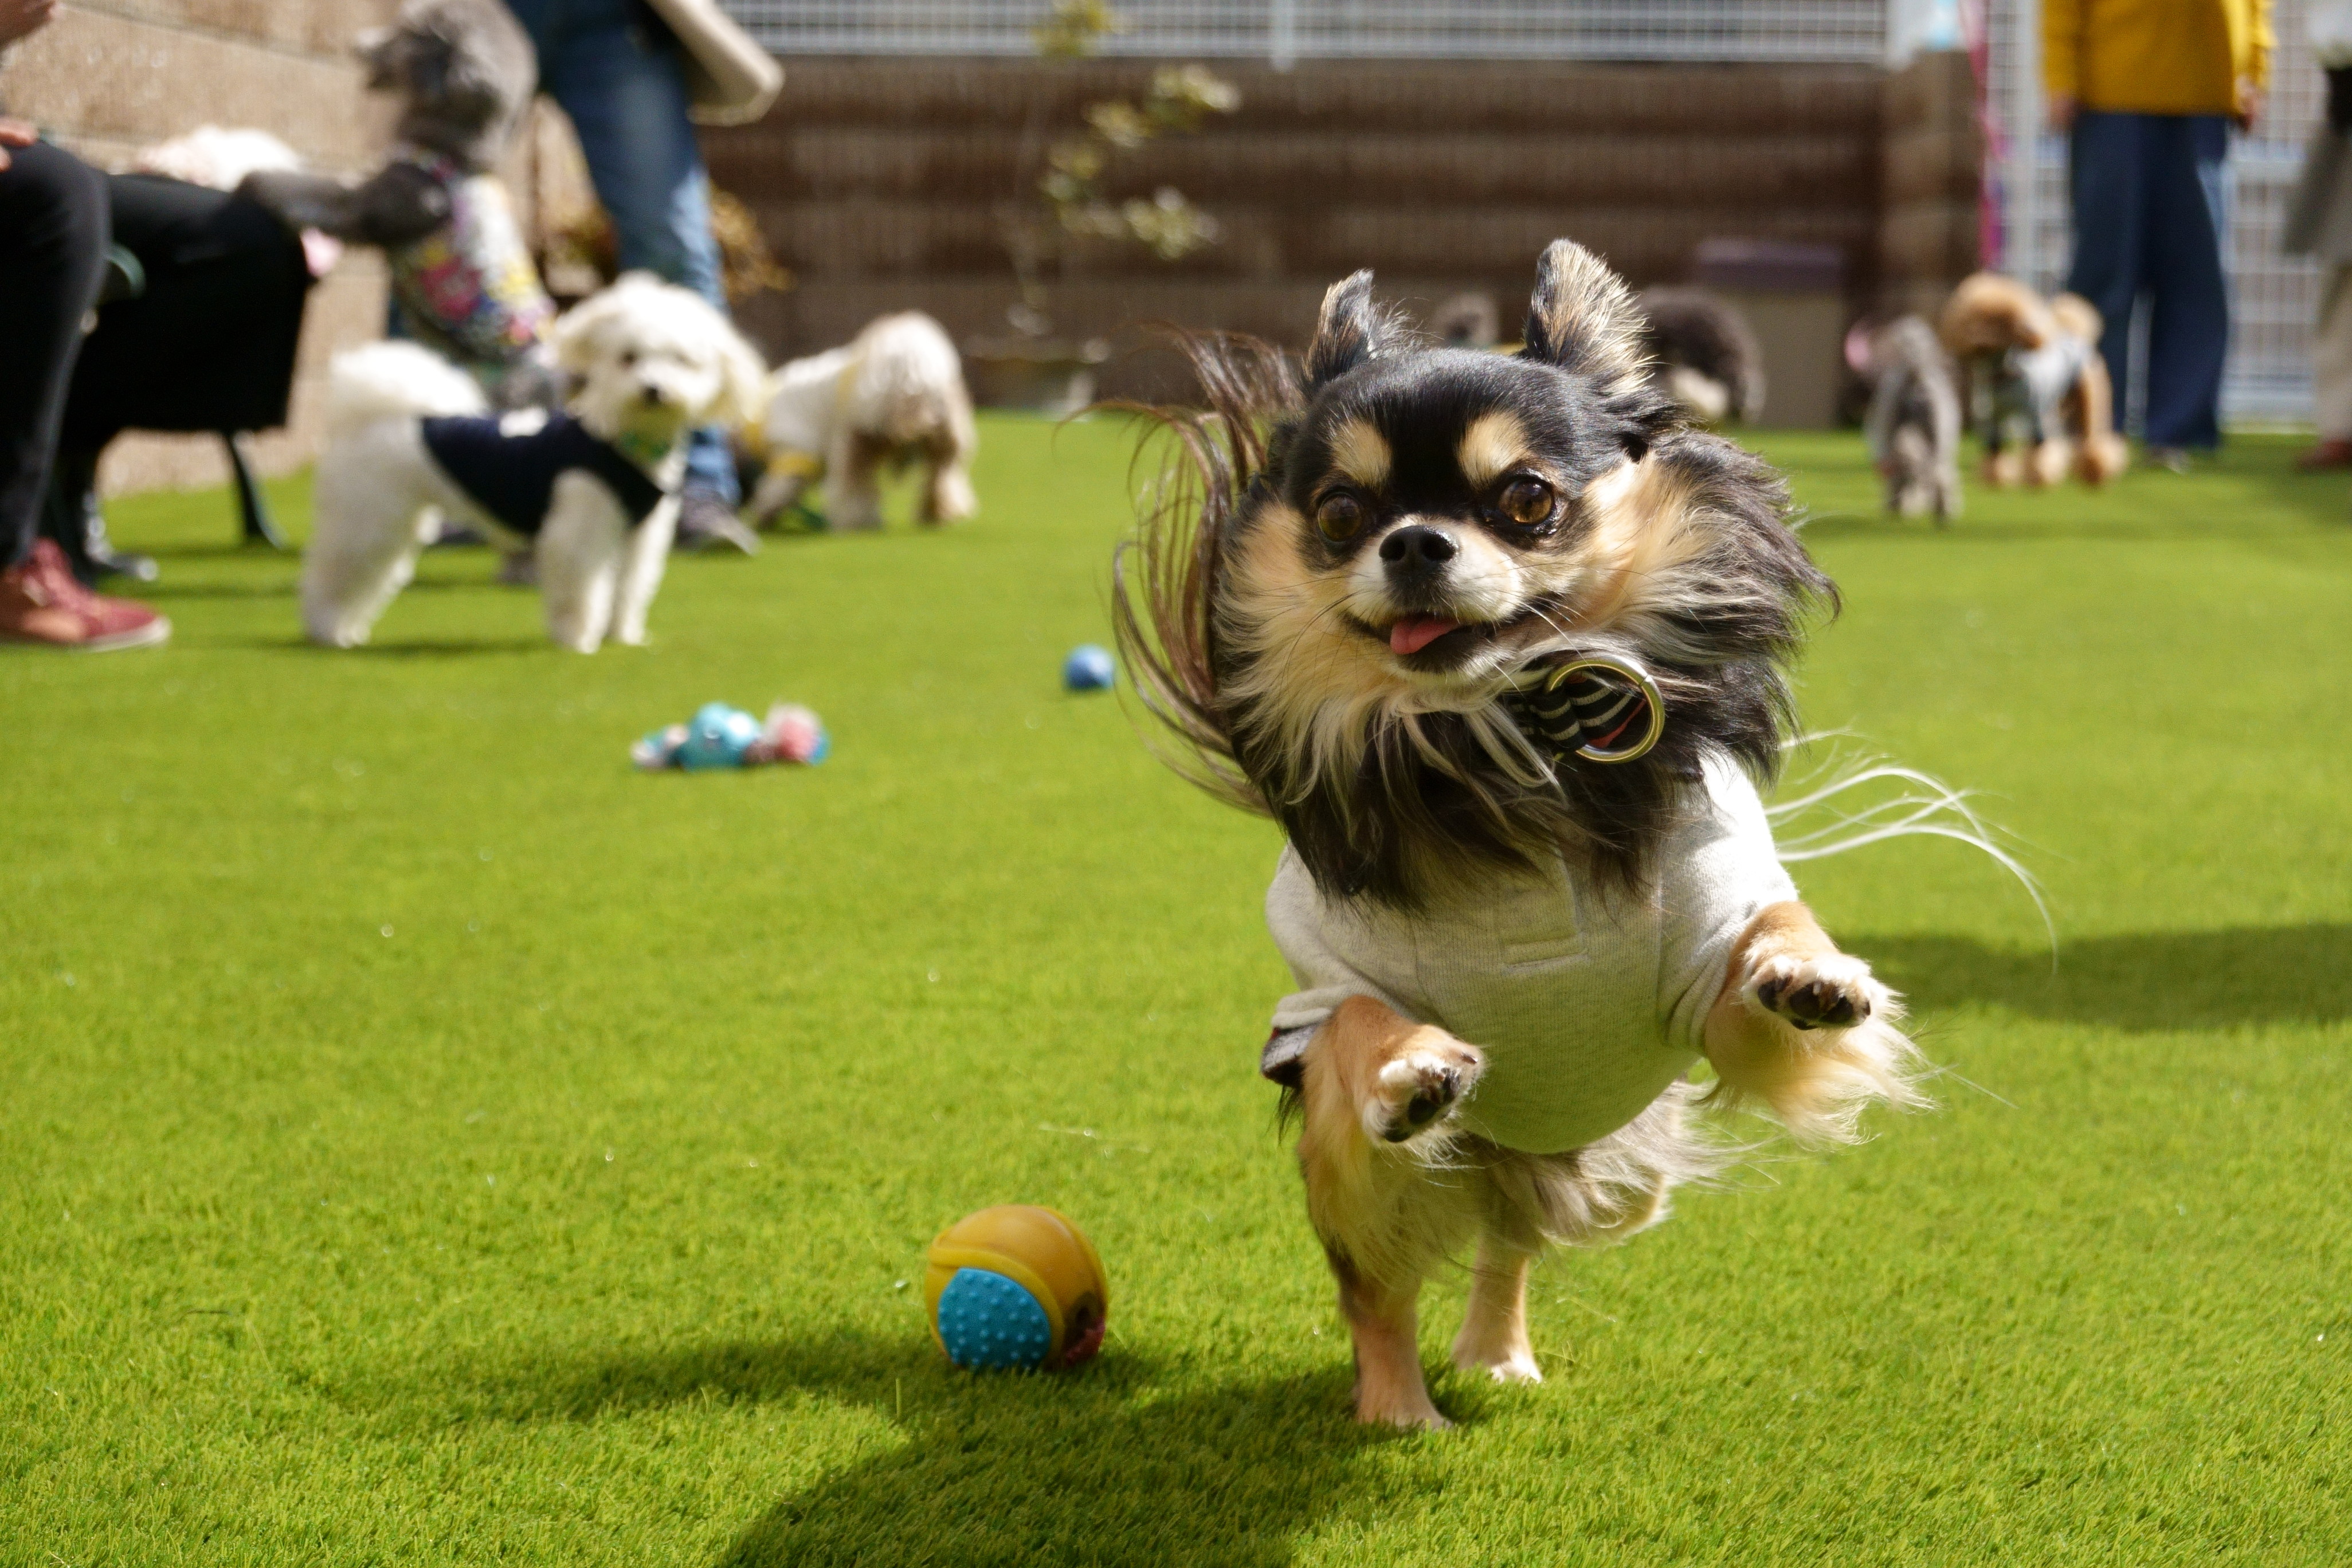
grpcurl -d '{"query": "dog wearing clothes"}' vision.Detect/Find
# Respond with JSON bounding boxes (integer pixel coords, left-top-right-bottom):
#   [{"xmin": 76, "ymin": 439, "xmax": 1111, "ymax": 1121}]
[
  {"xmin": 241, "ymin": 0, "xmax": 557, "ymax": 407},
  {"xmin": 302, "ymin": 273, "xmax": 765, "ymax": 652},
  {"xmin": 1859, "ymin": 314, "xmax": 1964, "ymax": 522},
  {"xmin": 743, "ymin": 312, "xmax": 978, "ymax": 532},
  {"xmin": 1116, "ymin": 241, "xmax": 1921, "ymax": 1429}
]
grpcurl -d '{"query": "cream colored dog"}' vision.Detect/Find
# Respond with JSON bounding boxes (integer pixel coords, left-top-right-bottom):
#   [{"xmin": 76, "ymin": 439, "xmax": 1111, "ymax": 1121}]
[{"xmin": 744, "ymin": 311, "xmax": 978, "ymax": 531}]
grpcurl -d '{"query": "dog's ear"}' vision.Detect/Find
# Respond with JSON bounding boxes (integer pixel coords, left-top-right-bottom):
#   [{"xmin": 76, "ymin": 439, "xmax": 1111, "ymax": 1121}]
[
  {"xmin": 1522, "ymin": 240, "xmax": 1648, "ymax": 393},
  {"xmin": 549, "ymin": 287, "xmax": 620, "ymax": 377},
  {"xmin": 1303, "ymin": 270, "xmax": 1397, "ymax": 391},
  {"xmin": 708, "ymin": 328, "xmax": 771, "ymax": 431}
]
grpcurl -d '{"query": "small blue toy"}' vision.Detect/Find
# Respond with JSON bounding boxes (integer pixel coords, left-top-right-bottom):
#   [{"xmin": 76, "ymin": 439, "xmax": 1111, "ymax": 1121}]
[
  {"xmin": 677, "ymin": 702, "xmax": 763, "ymax": 770},
  {"xmin": 1063, "ymin": 644, "xmax": 1115, "ymax": 692},
  {"xmin": 632, "ymin": 701, "xmax": 828, "ymax": 771}
]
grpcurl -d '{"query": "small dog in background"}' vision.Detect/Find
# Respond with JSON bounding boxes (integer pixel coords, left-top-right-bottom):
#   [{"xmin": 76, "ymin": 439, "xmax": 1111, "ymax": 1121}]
[
  {"xmin": 1855, "ymin": 314, "xmax": 1963, "ymax": 523},
  {"xmin": 743, "ymin": 311, "xmax": 978, "ymax": 532},
  {"xmin": 241, "ymin": 0, "xmax": 556, "ymax": 407},
  {"xmin": 1939, "ymin": 271, "xmax": 2127, "ymax": 488},
  {"xmin": 302, "ymin": 273, "xmax": 765, "ymax": 652},
  {"xmin": 1117, "ymin": 242, "xmax": 1920, "ymax": 1429},
  {"xmin": 1636, "ymin": 287, "xmax": 1765, "ymax": 424},
  {"xmin": 1428, "ymin": 291, "xmax": 1500, "ymax": 350}
]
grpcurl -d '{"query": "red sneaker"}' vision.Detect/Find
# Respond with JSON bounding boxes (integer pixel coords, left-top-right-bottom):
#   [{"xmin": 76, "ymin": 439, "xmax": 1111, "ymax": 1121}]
[
  {"xmin": 0, "ymin": 539, "xmax": 170, "ymax": 651},
  {"xmin": 2298, "ymin": 438, "xmax": 2352, "ymax": 472}
]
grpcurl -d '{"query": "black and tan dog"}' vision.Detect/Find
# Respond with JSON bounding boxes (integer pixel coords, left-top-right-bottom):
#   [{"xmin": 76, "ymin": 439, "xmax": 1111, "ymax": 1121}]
[{"xmin": 1116, "ymin": 241, "xmax": 1920, "ymax": 1429}]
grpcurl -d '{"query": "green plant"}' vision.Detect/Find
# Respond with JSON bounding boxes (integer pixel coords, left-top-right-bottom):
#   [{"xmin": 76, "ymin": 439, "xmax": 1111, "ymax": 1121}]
[{"xmin": 1003, "ymin": 0, "xmax": 1239, "ymax": 334}]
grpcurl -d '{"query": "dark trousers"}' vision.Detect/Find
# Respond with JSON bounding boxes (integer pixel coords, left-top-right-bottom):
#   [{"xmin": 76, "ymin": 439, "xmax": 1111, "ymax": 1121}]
[
  {"xmin": 2065, "ymin": 111, "xmax": 2232, "ymax": 450},
  {"xmin": 0, "ymin": 141, "xmax": 107, "ymax": 568}
]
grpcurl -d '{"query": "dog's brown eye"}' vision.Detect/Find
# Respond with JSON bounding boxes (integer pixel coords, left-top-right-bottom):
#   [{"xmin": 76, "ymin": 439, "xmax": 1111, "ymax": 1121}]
[
  {"xmin": 1498, "ymin": 476, "xmax": 1554, "ymax": 527},
  {"xmin": 1315, "ymin": 493, "xmax": 1366, "ymax": 543}
]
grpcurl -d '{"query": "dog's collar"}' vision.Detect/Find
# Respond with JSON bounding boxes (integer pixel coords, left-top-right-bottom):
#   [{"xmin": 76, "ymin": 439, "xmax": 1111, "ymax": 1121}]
[
  {"xmin": 1500, "ymin": 653, "xmax": 1665, "ymax": 765},
  {"xmin": 609, "ymin": 428, "xmax": 677, "ymax": 471}
]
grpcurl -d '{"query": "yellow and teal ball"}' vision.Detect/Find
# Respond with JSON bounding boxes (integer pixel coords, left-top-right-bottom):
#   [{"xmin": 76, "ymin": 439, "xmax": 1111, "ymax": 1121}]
[{"xmin": 924, "ymin": 1205, "xmax": 1109, "ymax": 1371}]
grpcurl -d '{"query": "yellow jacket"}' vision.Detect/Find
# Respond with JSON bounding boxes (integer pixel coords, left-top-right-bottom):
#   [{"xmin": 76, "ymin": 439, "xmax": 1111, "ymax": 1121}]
[{"xmin": 2044, "ymin": 0, "xmax": 2272, "ymax": 116}]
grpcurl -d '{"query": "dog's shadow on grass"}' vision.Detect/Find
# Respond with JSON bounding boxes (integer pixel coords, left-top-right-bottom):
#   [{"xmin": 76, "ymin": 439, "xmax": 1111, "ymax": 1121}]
[
  {"xmin": 465, "ymin": 1328, "xmax": 1430, "ymax": 1567},
  {"xmin": 212, "ymin": 633, "xmax": 552, "ymax": 656},
  {"xmin": 1864, "ymin": 924, "xmax": 2352, "ymax": 1032}
]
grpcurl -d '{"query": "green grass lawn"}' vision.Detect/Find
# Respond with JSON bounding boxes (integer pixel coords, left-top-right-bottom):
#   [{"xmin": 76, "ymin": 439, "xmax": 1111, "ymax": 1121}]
[{"xmin": 5, "ymin": 419, "xmax": 2348, "ymax": 1566}]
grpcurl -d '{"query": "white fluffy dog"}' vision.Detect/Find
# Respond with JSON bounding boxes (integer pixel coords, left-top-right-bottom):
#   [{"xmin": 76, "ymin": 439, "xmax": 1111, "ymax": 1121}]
[
  {"xmin": 743, "ymin": 311, "xmax": 977, "ymax": 531},
  {"xmin": 302, "ymin": 272, "xmax": 765, "ymax": 652}
]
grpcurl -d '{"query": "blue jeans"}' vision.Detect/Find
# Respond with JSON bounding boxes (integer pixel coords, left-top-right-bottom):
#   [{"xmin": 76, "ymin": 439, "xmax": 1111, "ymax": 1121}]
[
  {"xmin": 2065, "ymin": 111, "xmax": 2232, "ymax": 450},
  {"xmin": 504, "ymin": 0, "xmax": 738, "ymax": 503}
]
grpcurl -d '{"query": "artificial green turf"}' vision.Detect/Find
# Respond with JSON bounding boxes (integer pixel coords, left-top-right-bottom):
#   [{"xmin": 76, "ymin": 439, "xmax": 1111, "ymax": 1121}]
[{"xmin": 4, "ymin": 420, "xmax": 2347, "ymax": 1566}]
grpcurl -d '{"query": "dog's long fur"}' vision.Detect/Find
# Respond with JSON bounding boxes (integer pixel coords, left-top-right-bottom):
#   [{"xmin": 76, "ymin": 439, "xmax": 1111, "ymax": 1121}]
[
  {"xmin": 303, "ymin": 273, "xmax": 765, "ymax": 652},
  {"xmin": 1119, "ymin": 269, "xmax": 1827, "ymax": 907},
  {"xmin": 1115, "ymin": 241, "xmax": 1921, "ymax": 1428},
  {"xmin": 744, "ymin": 312, "xmax": 978, "ymax": 531}
]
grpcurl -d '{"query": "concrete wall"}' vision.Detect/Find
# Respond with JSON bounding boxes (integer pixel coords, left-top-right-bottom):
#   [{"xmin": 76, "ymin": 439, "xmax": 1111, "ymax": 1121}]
[{"xmin": 705, "ymin": 55, "xmax": 1982, "ymax": 402}]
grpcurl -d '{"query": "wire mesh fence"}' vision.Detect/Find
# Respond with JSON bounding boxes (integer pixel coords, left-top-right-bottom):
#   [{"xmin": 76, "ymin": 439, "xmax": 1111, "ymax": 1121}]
[
  {"xmin": 720, "ymin": 0, "xmax": 2325, "ymax": 422},
  {"xmin": 718, "ymin": 1, "xmax": 1889, "ymax": 65},
  {"xmin": 1986, "ymin": 0, "xmax": 2323, "ymax": 424}
]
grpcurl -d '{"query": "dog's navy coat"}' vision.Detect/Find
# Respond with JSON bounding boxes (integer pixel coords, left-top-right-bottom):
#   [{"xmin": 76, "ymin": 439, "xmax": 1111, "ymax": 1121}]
[{"xmin": 420, "ymin": 411, "xmax": 665, "ymax": 536}]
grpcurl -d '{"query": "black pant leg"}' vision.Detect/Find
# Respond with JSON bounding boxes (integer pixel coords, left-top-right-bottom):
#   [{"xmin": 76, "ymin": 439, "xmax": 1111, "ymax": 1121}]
[{"xmin": 0, "ymin": 142, "xmax": 108, "ymax": 568}]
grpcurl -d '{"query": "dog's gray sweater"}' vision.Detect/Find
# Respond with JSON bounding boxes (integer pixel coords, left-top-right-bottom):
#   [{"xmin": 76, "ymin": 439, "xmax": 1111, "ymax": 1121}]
[{"xmin": 1264, "ymin": 753, "xmax": 1796, "ymax": 1155}]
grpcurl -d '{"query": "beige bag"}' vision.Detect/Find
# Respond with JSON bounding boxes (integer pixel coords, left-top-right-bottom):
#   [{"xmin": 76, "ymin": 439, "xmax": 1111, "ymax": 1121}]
[{"xmin": 641, "ymin": 0, "xmax": 782, "ymax": 125}]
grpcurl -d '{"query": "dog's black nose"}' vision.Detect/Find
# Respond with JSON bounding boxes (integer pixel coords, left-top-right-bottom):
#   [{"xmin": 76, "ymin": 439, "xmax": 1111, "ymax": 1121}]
[{"xmin": 1380, "ymin": 526, "xmax": 1458, "ymax": 569}]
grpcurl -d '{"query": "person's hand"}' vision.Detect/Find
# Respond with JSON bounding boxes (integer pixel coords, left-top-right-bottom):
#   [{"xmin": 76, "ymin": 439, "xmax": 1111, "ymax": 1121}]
[
  {"xmin": 0, "ymin": 116, "xmax": 36, "ymax": 174},
  {"xmin": 2236, "ymin": 81, "xmax": 2264, "ymax": 134},
  {"xmin": 0, "ymin": 0, "xmax": 58, "ymax": 49},
  {"xmin": 2047, "ymin": 93, "xmax": 2077, "ymax": 133}
]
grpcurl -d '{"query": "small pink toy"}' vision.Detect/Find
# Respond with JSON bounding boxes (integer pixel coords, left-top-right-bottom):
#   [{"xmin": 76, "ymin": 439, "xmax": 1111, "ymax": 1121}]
[{"xmin": 632, "ymin": 701, "xmax": 829, "ymax": 771}]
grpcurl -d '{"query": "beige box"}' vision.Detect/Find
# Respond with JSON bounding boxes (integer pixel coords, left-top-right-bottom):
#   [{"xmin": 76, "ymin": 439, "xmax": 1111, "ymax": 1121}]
[{"xmin": 1711, "ymin": 289, "xmax": 1847, "ymax": 430}]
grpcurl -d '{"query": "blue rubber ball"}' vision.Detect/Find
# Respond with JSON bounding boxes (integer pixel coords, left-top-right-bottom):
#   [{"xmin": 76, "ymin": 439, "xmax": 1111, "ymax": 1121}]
[
  {"xmin": 1064, "ymin": 644, "xmax": 1115, "ymax": 692},
  {"xmin": 934, "ymin": 1266, "xmax": 1056, "ymax": 1370},
  {"xmin": 677, "ymin": 702, "xmax": 762, "ymax": 770}
]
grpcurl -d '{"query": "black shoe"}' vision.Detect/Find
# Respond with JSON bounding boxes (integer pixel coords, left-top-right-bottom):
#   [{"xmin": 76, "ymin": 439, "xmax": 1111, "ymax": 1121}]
[
  {"xmin": 429, "ymin": 520, "xmax": 489, "ymax": 548},
  {"xmin": 41, "ymin": 448, "xmax": 158, "ymax": 585},
  {"xmin": 673, "ymin": 492, "xmax": 760, "ymax": 555}
]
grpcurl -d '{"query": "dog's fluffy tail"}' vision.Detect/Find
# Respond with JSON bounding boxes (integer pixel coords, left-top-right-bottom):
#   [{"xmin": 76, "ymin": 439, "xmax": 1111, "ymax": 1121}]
[{"xmin": 325, "ymin": 342, "xmax": 487, "ymax": 440}]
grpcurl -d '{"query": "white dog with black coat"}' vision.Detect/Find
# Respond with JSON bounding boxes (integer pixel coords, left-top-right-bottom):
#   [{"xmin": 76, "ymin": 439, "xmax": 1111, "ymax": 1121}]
[{"xmin": 301, "ymin": 273, "xmax": 765, "ymax": 652}]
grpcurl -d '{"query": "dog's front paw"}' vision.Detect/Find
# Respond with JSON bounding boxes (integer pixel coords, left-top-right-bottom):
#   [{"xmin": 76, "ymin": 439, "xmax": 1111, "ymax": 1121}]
[
  {"xmin": 1746, "ymin": 952, "xmax": 1880, "ymax": 1032},
  {"xmin": 1365, "ymin": 1031, "xmax": 1483, "ymax": 1144}
]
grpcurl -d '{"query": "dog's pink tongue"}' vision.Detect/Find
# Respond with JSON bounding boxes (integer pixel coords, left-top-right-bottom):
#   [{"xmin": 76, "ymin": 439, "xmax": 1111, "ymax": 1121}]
[{"xmin": 1389, "ymin": 616, "xmax": 1461, "ymax": 656}]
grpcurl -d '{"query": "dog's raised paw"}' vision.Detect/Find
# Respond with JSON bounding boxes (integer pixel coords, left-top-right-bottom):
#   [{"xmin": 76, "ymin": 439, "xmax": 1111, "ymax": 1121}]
[
  {"xmin": 1367, "ymin": 1032, "xmax": 1483, "ymax": 1143},
  {"xmin": 1747, "ymin": 952, "xmax": 1877, "ymax": 1032}
]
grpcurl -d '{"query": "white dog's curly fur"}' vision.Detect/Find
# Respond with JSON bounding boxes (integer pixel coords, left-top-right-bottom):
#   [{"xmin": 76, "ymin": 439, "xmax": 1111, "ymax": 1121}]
[
  {"xmin": 301, "ymin": 273, "xmax": 765, "ymax": 652},
  {"xmin": 744, "ymin": 311, "xmax": 977, "ymax": 531}
]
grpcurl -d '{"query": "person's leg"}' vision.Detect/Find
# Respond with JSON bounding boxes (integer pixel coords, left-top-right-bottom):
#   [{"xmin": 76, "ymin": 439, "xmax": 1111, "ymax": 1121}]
[
  {"xmin": 538, "ymin": 10, "xmax": 742, "ymax": 513},
  {"xmin": 0, "ymin": 142, "xmax": 170, "ymax": 649},
  {"xmin": 2064, "ymin": 111, "xmax": 2149, "ymax": 424},
  {"xmin": 0, "ymin": 140, "xmax": 106, "ymax": 569},
  {"xmin": 2139, "ymin": 115, "xmax": 2232, "ymax": 452},
  {"xmin": 2303, "ymin": 264, "xmax": 2352, "ymax": 465}
]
